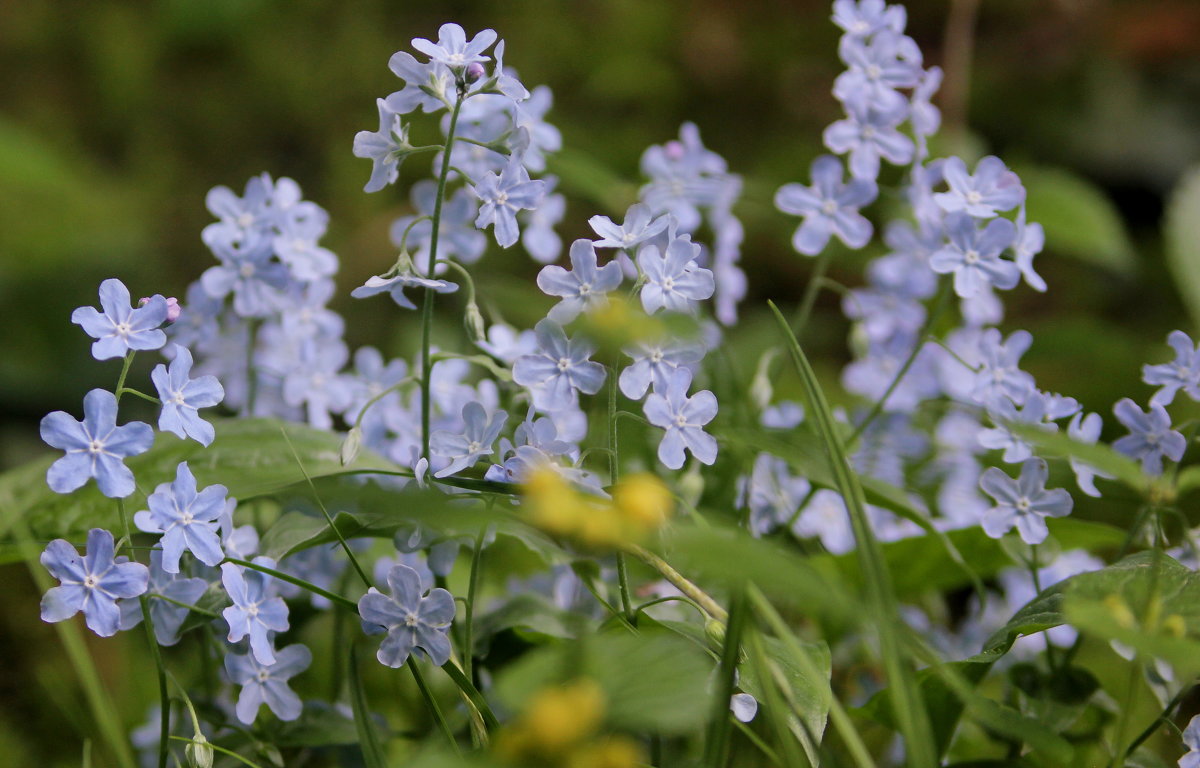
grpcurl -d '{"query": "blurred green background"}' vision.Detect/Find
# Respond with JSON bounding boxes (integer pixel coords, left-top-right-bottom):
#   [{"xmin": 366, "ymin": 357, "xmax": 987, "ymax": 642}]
[{"xmin": 2, "ymin": 0, "xmax": 1199, "ymax": 763}]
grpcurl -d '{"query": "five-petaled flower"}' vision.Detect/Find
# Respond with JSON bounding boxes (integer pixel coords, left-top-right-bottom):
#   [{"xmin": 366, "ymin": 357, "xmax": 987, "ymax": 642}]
[
  {"xmin": 152, "ymin": 345, "xmax": 225, "ymax": 446},
  {"xmin": 775, "ymin": 155, "xmax": 877, "ymax": 256},
  {"xmin": 134, "ymin": 461, "xmax": 227, "ymax": 574},
  {"xmin": 512, "ymin": 319, "xmax": 606, "ymax": 411},
  {"xmin": 979, "ymin": 458, "xmax": 1073, "ymax": 545},
  {"xmin": 431, "ymin": 401, "xmax": 508, "ymax": 478},
  {"xmin": 636, "ymin": 237, "xmax": 715, "ymax": 315},
  {"xmin": 928, "ymin": 212, "xmax": 1019, "ymax": 298},
  {"xmin": 473, "ymin": 159, "xmax": 545, "ymax": 248},
  {"xmin": 537, "ymin": 239, "xmax": 624, "ymax": 323},
  {"xmin": 41, "ymin": 389, "xmax": 154, "ymax": 498},
  {"xmin": 72, "ymin": 279, "xmax": 168, "ymax": 361},
  {"xmin": 221, "ymin": 560, "xmax": 290, "ymax": 666},
  {"xmin": 933, "ymin": 155, "xmax": 1025, "ymax": 219},
  {"xmin": 225, "ymin": 644, "xmax": 313, "ymax": 725},
  {"xmin": 643, "ymin": 368, "xmax": 718, "ymax": 470},
  {"xmin": 358, "ymin": 563, "xmax": 456, "ymax": 668},
  {"xmin": 40, "ymin": 528, "xmax": 149, "ymax": 637},
  {"xmin": 1112, "ymin": 398, "xmax": 1186, "ymax": 476}
]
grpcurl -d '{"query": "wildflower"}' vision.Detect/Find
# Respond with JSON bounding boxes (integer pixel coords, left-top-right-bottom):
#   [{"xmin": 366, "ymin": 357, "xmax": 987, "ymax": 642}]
[
  {"xmin": 1112, "ymin": 398, "xmax": 1186, "ymax": 475},
  {"xmin": 40, "ymin": 528, "xmax": 149, "ymax": 637},
  {"xmin": 537, "ymin": 239, "xmax": 624, "ymax": 323},
  {"xmin": 430, "ymin": 401, "xmax": 508, "ymax": 478},
  {"xmin": 119, "ymin": 550, "xmax": 208, "ymax": 646},
  {"xmin": 41, "ymin": 389, "xmax": 154, "ymax": 498},
  {"xmin": 1179, "ymin": 715, "xmax": 1200, "ymax": 768},
  {"xmin": 350, "ymin": 271, "xmax": 459, "ymax": 310},
  {"xmin": 225, "ymin": 644, "xmax": 312, "ymax": 725},
  {"xmin": 739, "ymin": 453, "xmax": 811, "ymax": 536},
  {"xmin": 523, "ymin": 183, "xmax": 566, "ymax": 263},
  {"xmin": 474, "ymin": 159, "xmax": 546, "ymax": 248},
  {"xmin": 1013, "ymin": 207, "xmax": 1047, "ymax": 292},
  {"xmin": 928, "ymin": 212, "xmax": 1019, "ymax": 298},
  {"xmin": 832, "ymin": 0, "xmax": 906, "ymax": 39},
  {"xmin": 588, "ymin": 203, "xmax": 671, "ymax": 250},
  {"xmin": 391, "ymin": 181, "xmax": 487, "ymax": 269},
  {"xmin": 970, "ymin": 328, "xmax": 1036, "ymax": 408},
  {"xmin": 979, "ymin": 458, "xmax": 1073, "ymax": 545},
  {"xmin": 152, "ymin": 345, "xmax": 225, "ymax": 446},
  {"xmin": 933, "ymin": 156, "xmax": 1025, "ymax": 218},
  {"xmin": 221, "ymin": 560, "xmax": 289, "ymax": 666},
  {"xmin": 823, "ymin": 102, "xmax": 914, "ymax": 181},
  {"xmin": 134, "ymin": 462, "xmax": 227, "ymax": 573},
  {"xmin": 72, "ymin": 278, "xmax": 168, "ymax": 360},
  {"xmin": 1143, "ymin": 330, "xmax": 1200, "ymax": 407},
  {"xmin": 618, "ymin": 339, "xmax": 705, "ymax": 400},
  {"xmin": 200, "ymin": 236, "xmax": 289, "ymax": 318},
  {"xmin": 358, "ymin": 563, "xmax": 455, "ymax": 667},
  {"xmin": 513, "ymin": 319, "xmax": 607, "ymax": 411},
  {"xmin": 775, "ymin": 155, "xmax": 877, "ymax": 255},
  {"xmin": 411, "ymin": 23, "xmax": 496, "ymax": 72},
  {"xmin": 636, "ymin": 237, "xmax": 715, "ymax": 314},
  {"xmin": 353, "ymin": 99, "xmax": 413, "ymax": 193},
  {"xmin": 833, "ymin": 31, "xmax": 921, "ymax": 114},
  {"xmin": 643, "ymin": 369, "xmax": 718, "ymax": 470},
  {"xmin": 1067, "ymin": 411, "xmax": 1113, "ymax": 498}
]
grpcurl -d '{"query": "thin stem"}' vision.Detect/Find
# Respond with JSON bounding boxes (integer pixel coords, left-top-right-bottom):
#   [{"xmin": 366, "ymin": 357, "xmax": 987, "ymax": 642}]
[
  {"xmin": 608, "ymin": 362, "xmax": 634, "ymax": 619},
  {"xmin": 704, "ymin": 589, "xmax": 746, "ymax": 768},
  {"xmin": 463, "ymin": 525, "xmax": 488, "ymax": 682},
  {"xmin": 1123, "ymin": 682, "xmax": 1194, "ymax": 758},
  {"xmin": 224, "ymin": 557, "xmax": 358, "ymax": 611},
  {"xmin": 411, "ymin": 660, "xmax": 461, "ymax": 756},
  {"xmin": 394, "ymin": 215, "xmax": 433, "ymax": 259},
  {"xmin": 421, "ymin": 91, "xmax": 466, "ymax": 462},
  {"xmin": 168, "ymin": 737, "xmax": 268, "ymax": 768},
  {"xmin": 623, "ymin": 543, "xmax": 728, "ymax": 623},
  {"xmin": 117, "ymin": 388, "xmax": 161, "ymax": 406},
  {"xmin": 353, "ymin": 376, "xmax": 417, "ymax": 431},
  {"xmin": 147, "ymin": 593, "xmax": 221, "ymax": 620},
  {"xmin": 113, "ymin": 351, "xmax": 136, "ymax": 406},
  {"xmin": 790, "ymin": 248, "xmax": 835, "ymax": 340},
  {"xmin": 244, "ymin": 319, "xmax": 261, "ymax": 415}
]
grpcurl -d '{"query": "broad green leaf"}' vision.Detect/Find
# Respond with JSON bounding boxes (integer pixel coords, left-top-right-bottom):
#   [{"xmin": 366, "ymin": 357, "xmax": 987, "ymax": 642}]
[
  {"xmin": 492, "ymin": 630, "xmax": 712, "ymax": 735},
  {"xmin": 1019, "ymin": 165, "xmax": 1136, "ymax": 275},
  {"xmin": 1165, "ymin": 165, "xmax": 1200, "ymax": 330},
  {"xmin": 1011, "ymin": 424, "xmax": 1146, "ymax": 493},
  {"xmin": 737, "ymin": 636, "xmax": 832, "ymax": 761}
]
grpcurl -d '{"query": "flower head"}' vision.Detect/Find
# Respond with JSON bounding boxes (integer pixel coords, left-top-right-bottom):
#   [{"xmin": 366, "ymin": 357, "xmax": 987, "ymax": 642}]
[
  {"xmin": 928, "ymin": 212, "xmax": 1019, "ymax": 298},
  {"xmin": 40, "ymin": 528, "xmax": 149, "ymax": 637},
  {"xmin": 119, "ymin": 549, "xmax": 208, "ymax": 646},
  {"xmin": 933, "ymin": 156, "xmax": 1025, "ymax": 218},
  {"xmin": 775, "ymin": 155, "xmax": 877, "ymax": 255},
  {"xmin": 350, "ymin": 271, "xmax": 459, "ymax": 310},
  {"xmin": 1143, "ymin": 330, "xmax": 1200, "ymax": 407},
  {"xmin": 636, "ymin": 237, "xmax": 715, "ymax": 314},
  {"xmin": 512, "ymin": 319, "xmax": 607, "ymax": 411},
  {"xmin": 221, "ymin": 560, "xmax": 289, "ymax": 666},
  {"xmin": 134, "ymin": 462, "xmax": 227, "ymax": 573},
  {"xmin": 474, "ymin": 159, "xmax": 546, "ymax": 248},
  {"xmin": 411, "ymin": 23, "xmax": 497, "ymax": 72},
  {"xmin": 41, "ymin": 389, "xmax": 154, "ymax": 498},
  {"xmin": 1112, "ymin": 398, "xmax": 1186, "ymax": 476},
  {"xmin": 358, "ymin": 564, "xmax": 456, "ymax": 667},
  {"xmin": 643, "ymin": 368, "xmax": 718, "ymax": 470},
  {"xmin": 152, "ymin": 345, "xmax": 225, "ymax": 446},
  {"xmin": 979, "ymin": 458, "xmax": 1073, "ymax": 545},
  {"xmin": 537, "ymin": 239, "xmax": 624, "ymax": 323},
  {"xmin": 225, "ymin": 644, "xmax": 312, "ymax": 725},
  {"xmin": 431, "ymin": 401, "xmax": 508, "ymax": 478},
  {"xmin": 588, "ymin": 203, "xmax": 671, "ymax": 250},
  {"xmin": 72, "ymin": 279, "xmax": 168, "ymax": 360}
]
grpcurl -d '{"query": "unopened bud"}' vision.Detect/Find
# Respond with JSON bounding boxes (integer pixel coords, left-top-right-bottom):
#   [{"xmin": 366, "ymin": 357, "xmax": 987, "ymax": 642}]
[
  {"xmin": 678, "ymin": 462, "xmax": 704, "ymax": 509},
  {"xmin": 340, "ymin": 426, "xmax": 362, "ymax": 466},
  {"xmin": 140, "ymin": 295, "xmax": 181, "ymax": 323},
  {"xmin": 465, "ymin": 62, "xmax": 486, "ymax": 83},
  {"xmin": 749, "ymin": 350, "xmax": 777, "ymax": 412},
  {"xmin": 664, "ymin": 140, "xmax": 685, "ymax": 162},
  {"xmin": 186, "ymin": 734, "xmax": 214, "ymax": 768},
  {"xmin": 465, "ymin": 301, "xmax": 487, "ymax": 343}
]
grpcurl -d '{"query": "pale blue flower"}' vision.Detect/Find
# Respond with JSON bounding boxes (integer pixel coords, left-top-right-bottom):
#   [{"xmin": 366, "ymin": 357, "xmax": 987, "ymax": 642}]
[
  {"xmin": 411, "ymin": 23, "xmax": 496, "ymax": 72},
  {"xmin": 200, "ymin": 236, "xmax": 288, "ymax": 318},
  {"xmin": 763, "ymin": 401, "xmax": 805, "ymax": 429},
  {"xmin": 358, "ymin": 563, "xmax": 456, "ymax": 667},
  {"xmin": 476, "ymin": 323, "xmax": 538, "ymax": 364},
  {"xmin": 833, "ymin": 31, "xmax": 921, "ymax": 114},
  {"xmin": 933, "ymin": 156, "xmax": 1025, "ymax": 218},
  {"xmin": 739, "ymin": 453, "xmax": 811, "ymax": 536},
  {"xmin": 589, "ymin": 203, "xmax": 671, "ymax": 250},
  {"xmin": 225, "ymin": 644, "xmax": 312, "ymax": 725},
  {"xmin": 639, "ymin": 123, "xmax": 737, "ymax": 232},
  {"xmin": 643, "ymin": 368, "xmax": 718, "ymax": 469},
  {"xmin": 775, "ymin": 155, "xmax": 877, "ymax": 255},
  {"xmin": 1067, "ymin": 412, "xmax": 1113, "ymax": 498},
  {"xmin": 979, "ymin": 458, "xmax": 1073, "ymax": 545},
  {"xmin": 386, "ymin": 51, "xmax": 452, "ymax": 115},
  {"xmin": 1143, "ymin": 330, "xmax": 1200, "ymax": 407},
  {"xmin": 134, "ymin": 462, "xmax": 227, "ymax": 573},
  {"xmin": 221, "ymin": 560, "xmax": 289, "ymax": 666},
  {"xmin": 512, "ymin": 319, "xmax": 606, "ymax": 411},
  {"xmin": 619, "ymin": 339, "xmax": 705, "ymax": 400},
  {"xmin": 909, "ymin": 66, "xmax": 943, "ymax": 139},
  {"xmin": 119, "ymin": 550, "xmax": 208, "ymax": 646},
  {"xmin": 522, "ymin": 183, "xmax": 566, "ymax": 264},
  {"xmin": 929, "ymin": 212, "xmax": 1019, "ymax": 298},
  {"xmin": 832, "ymin": 0, "xmax": 906, "ymax": 38},
  {"xmin": 979, "ymin": 393, "xmax": 1056, "ymax": 464},
  {"xmin": 637, "ymin": 237, "xmax": 715, "ymax": 314},
  {"xmin": 41, "ymin": 528, "xmax": 149, "ymax": 637},
  {"xmin": 823, "ymin": 102, "xmax": 913, "ymax": 180},
  {"xmin": 537, "ymin": 239, "xmax": 624, "ymax": 322},
  {"xmin": 1178, "ymin": 715, "xmax": 1200, "ymax": 768},
  {"xmin": 792, "ymin": 490, "xmax": 856, "ymax": 554},
  {"xmin": 272, "ymin": 210, "xmax": 337, "ymax": 281},
  {"xmin": 152, "ymin": 345, "xmax": 224, "ymax": 446},
  {"xmin": 431, "ymin": 401, "xmax": 508, "ymax": 478},
  {"xmin": 72, "ymin": 279, "xmax": 168, "ymax": 360},
  {"xmin": 41, "ymin": 389, "xmax": 154, "ymax": 498},
  {"xmin": 201, "ymin": 175, "xmax": 276, "ymax": 249},
  {"xmin": 391, "ymin": 181, "xmax": 487, "ymax": 270},
  {"xmin": 351, "ymin": 271, "xmax": 459, "ymax": 310},
  {"xmin": 282, "ymin": 339, "xmax": 355, "ymax": 430},
  {"xmin": 513, "ymin": 86, "xmax": 561, "ymax": 174},
  {"xmin": 1113, "ymin": 398, "xmax": 1186, "ymax": 476},
  {"xmin": 1012, "ymin": 207, "xmax": 1046, "ymax": 292},
  {"xmin": 971, "ymin": 328, "xmax": 1036, "ymax": 408},
  {"xmin": 354, "ymin": 99, "xmax": 411, "ymax": 193},
  {"xmin": 474, "ymin": 159, "xmax": 545, "ymax": 248}
]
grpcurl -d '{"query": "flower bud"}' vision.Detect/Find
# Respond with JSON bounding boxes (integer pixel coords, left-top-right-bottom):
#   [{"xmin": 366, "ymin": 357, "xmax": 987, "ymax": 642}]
[
  {"xmin": 465, "ymin": 62, "xmax": 486, "ymax": 83},
  {"xmin": 340, "ymin": 425, "xmax": 363, "ymax": 466},
  {"xmin": 140, "ymin": 295, "xmax": 181, "ymax": 323},
  {"xmin": 185, "ymin": 733, "xmax": 214, "ymax": 768},
  {"xmin": 465, "ymin": 301, "xmax": 487, "ymax": 343}
]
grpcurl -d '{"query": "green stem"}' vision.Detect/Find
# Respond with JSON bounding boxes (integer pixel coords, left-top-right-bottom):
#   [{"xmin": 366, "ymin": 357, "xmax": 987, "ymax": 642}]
[
  {"xmin": 147, "ymin": 593, "xmax": 221, "ymax": 620},
  {"xmin": 244, "ymin": 319, "xmax": 261, "ymax": 416},
  {"xmin": 704, "ymin": 589, "xmax": 746, "ymax": 768},
  {"xmin": 116, "ymin": 387, "xmax": 160, "ymax": 405},
  {"xmin": 441, "ymin": 661, "xmax": 501, "ymax": 731},
  {"xmin": 420, "ymin": 90, "xmax": 466, "ymax": 463},
  {"xmin": 1122, "ymin": 681, "xmax": 1194, "ymax": 758},
  {"xmin": 168, "ymin": 737, "xmax": 268, "ymax": 768},
  {"xmin": 410, "ymin": 660, "xmax": 460, "ymax": 756},
  {"xmin": 623, "ymin": 543, "xmax": 728, "ymax": 623},
  {"xmin": 224, "ymin": 557, "xmax": 358, "ymax": 611},
  {"xmin": 353, "ymin": 376, "xmax": 416, "ymax": 431},
  {"xmin": 462, "ymin": 525, "xmax": 488, "ymax": 682},
  {"xmin": 608, "ymin": 362, "xmax": 635, "ymax": 619},
  {"xmin": 114, "ymin": 351, "xmax": 136, "ymax": 406},
  {"xmin": 393, "ymin": 216, "xmax": 433, "ymax": 259},
  {"xmin": 790, "ymin": 247, "xmax": 834, "ymax": 340}
]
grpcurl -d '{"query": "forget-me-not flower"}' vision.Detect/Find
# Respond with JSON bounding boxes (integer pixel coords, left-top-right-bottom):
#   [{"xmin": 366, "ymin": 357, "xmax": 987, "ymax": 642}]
[
  {"xmin": 522, "ymin": 181, "xmax": 566, "ymax": 264},
  {"xmin": 775, "ymin": 155, "xmax": 877, "ymax": 255},
  {"xmin": 358, "ymin": 563, "xmax": 456, "ymax": 667},
  {"xmin": 971, "ymin": 328, "xmax": 1036, "ymax": 408},
  {"xmin": 933, "ymin": 156, "xmax": 1025, "ymax": 218},
  {"xmin": 40, "ymin": 528, "xmax": 149, "ymax": 637},
  {"xmin": 152, "ymin": 345, "xmax": 224, "ymax": 446},
  {"xmin": 353, "ymin": 99, "xmax": 412, "ymax": 193},
  {"xmin": 832, "ymin": 0, "xmax": 906, "ymax": 38},
  {"xmin": 512, "ymin": 319, "xmax": 606, "ymax": 411},
  {"xmin": 929, "ymin": 212, "xmax": 1019, "ymax": 298},
  {"xmin": 119, "ymin": 549, "xmax": 208, "ymax": 646},
  {"xmin": 537, "ymin": 239, "xmax": 624, "ymax": 323},
  {"xmin": 134, "ymin": 462, "xmax": 227, "ymax": 574},
  {"xmin": 41, "ymin": 389, "xmax": 154, "ymax": 498},
  {"xmin": 1143, "ymin": 330, "xmax": 1200, "ymax": 407},
  {"xmin": 1067, "ymin": 411, "xmax": 1113, "ymax": 498},
  {"xmin": 979, "ymin": 458, "xmax": 1073, "ymax": 545},
  {"xmin": 411, "ymin": 23, "xmax": 496, "ymax": 72},
  {"xmin": 72, "ymin": 279, "xmax": 168, "ymax": 360},
  {"xmin": 351, "ymin": 271, "xmax": 459, "ymax": 310},
  {"xmin": 833, "ymin": 31, "xmax": 921, "ymax": 114},
  {"xmin": 637, "ymin": 237, "xmax": 715, "ymax": 314},
  {"xmin": 473, "ymin": 159, "xmax": 546, "ymax": 248},
  {"xmin": 1112, "ymin": 398, "xmax": 1186, "ymax": 476},
  {"xmin": 1012, "ymin": 207, "xmax": 1047, "ymax": 292},
  {"xmin": 431, "ymin": 402, "xmax": 508, "ymax": 478},
  {"xmin": 200, "ymin": 236, "xmax": 288, "ymax": 318},
  {"xmin": 589, "ymin": 203, "xmax": 671, "ymax": 250},
  {"xmin": 619, "ymin": 339, "xmax": 705, "ymax": 400},
  {"xmin": 740, "ymin": 452, "xmax": 811, "ymax": 536},
  {"xmin": 644, "ymin": 368, "xmax": 718, "ymax": 469},
  {"xmin": 221, "ymin": 560, "xmax": 289, "ymax": 666},
  {"xmin": 1178, "ymin": 715, "xmax": 1200, "ymax": 768},
  {"xmin": 822, "ymin": 102, "xmax": 914, "ymax": 181},
  {"xmin": 225, "ymin": 644, "xmax": 312, "ymax": 725}
]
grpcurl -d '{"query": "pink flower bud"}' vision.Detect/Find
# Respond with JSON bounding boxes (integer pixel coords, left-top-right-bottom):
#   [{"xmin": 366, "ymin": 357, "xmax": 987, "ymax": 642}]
[
  {"xmin": 140, "ymin": 295, "xmax": 182, "ymax": 323},
  {"xmin": 465, "ymin": 62, "xmax": 486, "ymax": 83},
  {"xmin": 664, "ymin": 140, "xmax": 685, "ymax": 161}
]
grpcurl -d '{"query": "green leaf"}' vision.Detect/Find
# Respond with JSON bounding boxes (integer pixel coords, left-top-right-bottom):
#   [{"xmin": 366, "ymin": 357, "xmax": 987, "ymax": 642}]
[
  {"xmin": 737, "ymin": 636, "xmax": 832, "ymax": 761},
  {"xmin": 1010, "ymin": 423, "xmax": 1146, "ymax": 493},
  {"xmin": 348, "ymin": 645, "xmax": 388, "ymax": 768},
  {"xmin": 1165, "ymin": 165, "xmax": 1200, "ymax": 330},
  {"xmin": 1019, "ymin": 165, "xmax": 1136, "ymax": 275},
  {"xmin": 492, "ymin": 630, "xmax": 713, "ymax": 735},
  {"xmin": 471, "ymin": 593, "xmax": 579, "ymax": 654}
]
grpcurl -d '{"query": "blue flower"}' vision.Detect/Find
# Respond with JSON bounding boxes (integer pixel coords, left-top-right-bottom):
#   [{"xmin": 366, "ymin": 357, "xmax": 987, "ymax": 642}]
[
  {"xmin": 537, "ymin": 239, "xmax": 624, "ymax": 322},
  {"xmin": 41, "ymin": 389, "xmax": 154, "ymax": 498},
  {"xmin": 1013, "ymin": 207, "xmax": 1047, "ymax": 292},
  {"xmin": 200, "ymin": 236, "xmax": 289, "ymax": 318},
  {"xmin": 40, "ymin": 528, "xmax": 149, "ymax": 637},
  {"xmin": 119, "ymin": 549, "xmax": 208, "ymax": 646},
  {"xmin": 589, "ymin": 203, "xmax": 671, "ymax": 250},
  {"xmin": 1179, "ymin": 715, "xmax": 1200, "ymax": 768},
  {"xmin": 386, "ymin": 51, "xmax": 452, "ymax": 115},
  {"xmin": 71, "ymin": 279, "xmax": 168, "ymax": 360},
  {"xmin": 1112, "ymin": 398, "xmax": 1186, "ymax": 476},
  {"xmin": 909, "ymin": 66, "xmax": 943, "ymax": 141},
  {"xmin": 390, "ymin": 181, "xmax": 487, "ymax": 270},
  {"xmin": 979, "ymin": 458, "xmax": 1073, "ymax": 545},
  {"xmin": 225, "ymin": 644, "xmax": 312, "ymax": 725},
  {"xmin": 1143, "ymin": 330, "xmax": 1200, "ymax": 407},
  {"xmin": 134, "ymin": 462, "xmax": 227, "ymax": 574},
  {"xmin": 739, "ymin": 453, "xmax": 811, "ymax": 536},
  {"xmin": 353, "ymin": 99, "xmax": 411, "ymax": 193},
  {"xmin": 618, "ymin": 339, "xmax": 705, "ymax": 400},
  {"xmin": 928, "ymin": 212, "xmax": 1019, "ymax": 298},
  {"xmin": 522, "ymin": 180, "xmax": 566, "ymax": 264},
  {"xmin": 643, "ymin": 368, "xmax": 718, "ymax": 469},
  {"xmin": 1067, "ymin": 412, "xmax": 1113, "ymax": 498},
  {"xmin": 411, "ymin": 23, "xmax": 496, "ymax": 72},
  {"xmin": 281, "ymin": 339, "xmax": 356, "ymax": 430},
  {"xmin": 221, "ymin": 560, "xmax": 290, "ymax": 666},
  {"xmin": 933, "ymin": 156, "xmax": 1025, "ymax": 218},
  {"xmin": 832, "ymin": 0, "xmax": 906, "ymax": 38},
  {"xmin": 833, "ymin": 31, "xmax": 921, "ymax": 114},
  {"xmin": 970, "ymin": 329, "xmax": 1036, "ymax": 408},
  {"xmin": 823, "ymin": 102, "xmax": 913, "ymax": 181},
  {"xmin": 358, "ymin": 563, "xmax": 456, "ymax": 667},
  {"xmin": 473, "ymin": 159, "xmax": 546, "ymax": 248},
  {"xmin": 272, "ymin": 210, "xmax": 337, "ymax": 282},
  {"xmin": 152, "ymin": 345, "xmax": 224, "ymax": 446},
  {"xmin": 512, "ymin": 319, "xmax": 606, "ymax": 411},
  {"xmin": 350, "ymin": 271, "xmax": 459, "ymax": 310},
  {"xmin": 430, "ymin": 401, "xmax": 508, "ymax": 478},
  {"xmin": 775, "ymin": 155, "xmax": 877, "ymax": 255},
  {"xmin": 979, "ymin": 392, "xmax": 1055, "ymax": 464},
  {"xmin": 637, "ymin": 237, "xmax": 715, "ymax": 314}
]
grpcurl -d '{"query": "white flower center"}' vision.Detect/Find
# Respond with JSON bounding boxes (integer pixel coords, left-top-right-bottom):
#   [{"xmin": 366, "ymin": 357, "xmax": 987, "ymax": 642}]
[
  {"xmin": 964, "ymin": 249, "xmax": 980, "ymax": 265},
  {"xmin": 578, "ymin": 282, "xmax": 592, "ymax": 295},
  {"xmin": 467, "ymin": 440, "xmax": 482, "ymax": 454},
  {"xmin": 965, "ymin": 190, "xmax": 983, "ymax": 205},
  {"xmin": 1016, "ymin": 497, "xmax": 1031, "ymax": 513},
  {"xmin": 821, "ymin": 199, "xmax": 838, "ymax": 215},
  {"xmin": 405, "ymin": 611, "xmax": 420, "ymax": 628},
  {"xmin": 622, "ymin": 231, "xmax": 636, "ymax": 244},
  {"xmin": 663, "ymin": 276, "xmax": 676, "ymax": 291},
  {"xmin": 649, "ymin": 350, "xmax": 664, "ymax": 363},
  {"xmin": 87, "ymin": 439, "xmax": 104, "ymax": 455},
  {"xmin": 257, "ymin": 670, "xmax": 270, "ymax": 682},
  {"xmin": 246, "ymin": 602, "xmax": 259, "ymax": 617},
  {"xmin": 236, "ymin": 213, "xmax": 255, "ymax": 229},
  {"xmin": 866, "ymin": 64, "xmax": 882, "ymax": 80},
  {"xmin": 861, "ymin": 126, "xmax": 876, "ymax": 140},
  {"xmin": 674, "ymin": 414, "xmax": 688, "ymax": 428},
  {"xmin": 291, "ymin": 238, "xmax": 306, "ymax": 251},
  {"xmin": 83, "ymin": 575, "xmax": 98, "ymax": 589},
  {"xmin": 239, "ymin": 263, "xmax": 256, "ymax": 278},
  {"xmin": 851, "ymin": 20, "xmax": 870, "ymax": 35},
  {"xmin": 172, "ymin": 392, "xmax": 187, "ymax": 405},
  {"xmin": 496, "ymin": 191, "xmax": 509, "ymax": 206},
  {"xmin": 115, "ymin": 321, "xmax": 132, "ymax": 337},
  {"xmin": 557, "ymin": 357, "xmax": 571, "ymax": 372}
]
